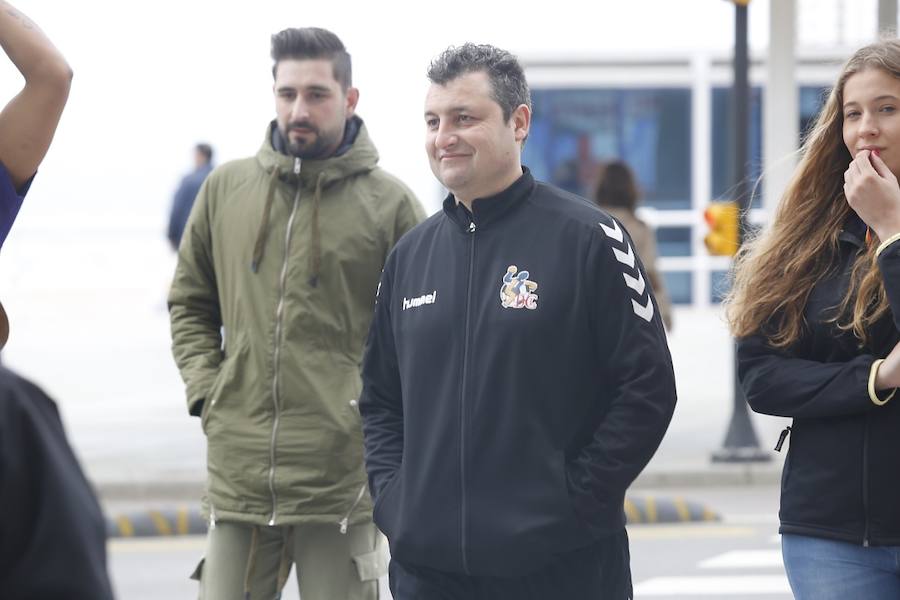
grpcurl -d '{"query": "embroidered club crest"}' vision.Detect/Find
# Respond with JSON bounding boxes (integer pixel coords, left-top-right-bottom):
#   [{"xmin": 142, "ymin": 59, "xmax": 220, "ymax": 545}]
[{"xmin": 500, "ymin": 265, "xmax": 538, "ymax": 310}]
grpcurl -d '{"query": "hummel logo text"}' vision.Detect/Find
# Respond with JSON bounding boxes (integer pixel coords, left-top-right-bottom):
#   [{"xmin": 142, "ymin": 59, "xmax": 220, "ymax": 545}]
[{"xmin": 402, "ymin": 290, "xmax": 437, "ymax": 311}]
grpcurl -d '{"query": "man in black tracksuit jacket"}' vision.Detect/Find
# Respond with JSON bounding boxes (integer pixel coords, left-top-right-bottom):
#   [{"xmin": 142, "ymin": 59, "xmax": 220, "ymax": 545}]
[{"xmin": 359, "ymin": 43, "xmax": 677, "ymax": 599}]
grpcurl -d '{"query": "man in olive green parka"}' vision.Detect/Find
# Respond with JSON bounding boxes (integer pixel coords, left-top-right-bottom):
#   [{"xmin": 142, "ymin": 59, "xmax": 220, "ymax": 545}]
[{"xmin": 168, "ymin": 27, "xmax": 423, "ymax": 600}]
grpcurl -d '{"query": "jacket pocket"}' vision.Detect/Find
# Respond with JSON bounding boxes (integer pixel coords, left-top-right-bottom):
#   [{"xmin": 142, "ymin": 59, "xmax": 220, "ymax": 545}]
[
  {"xmin": 556, "ymin": 452, "xmax": 588, "ymax": 531},
  {"xmin": 352, "ymin": 534, "xmax": 389, "ymax": 581},
  {"xmin": 372, "ymin": 472, "xmax": 402, "ymax": 538},
  {"xmin": 202, "ymin": 333, "xmax": 248, "ymax": 434}
]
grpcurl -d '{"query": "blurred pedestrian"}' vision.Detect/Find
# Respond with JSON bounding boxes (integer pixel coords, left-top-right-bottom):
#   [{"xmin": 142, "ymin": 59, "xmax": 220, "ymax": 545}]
[
  {"xmin": 167, "ymin": 142, "xmax": 214, "ymax": 251},
  {"xmin": 0, "ymin": 2, "xmax": 114, "ymax": 599},
  {"xmin": 169, "ymin": 27, "xmax": 423, "ymax": 600},
  {"xmin": 593, "ymin": 159, "xmax": 673, "ymax": 330},
  {"xmin": 727, "ymin": 38, "xmax": 900, "ymax": 599},
  {"xmin": 360, "ymin": 43, "xmax": 676, "ymax": 599}
]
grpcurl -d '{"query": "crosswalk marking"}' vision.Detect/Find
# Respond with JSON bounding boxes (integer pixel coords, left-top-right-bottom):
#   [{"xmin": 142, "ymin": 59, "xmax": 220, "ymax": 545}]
[
  {"xmin": 634, "ymin": 575, "xmax": 790, "ymax": 595},
  {"xmin": 699, "ymin": 549, "xmax": 783, "ymax": 569}
]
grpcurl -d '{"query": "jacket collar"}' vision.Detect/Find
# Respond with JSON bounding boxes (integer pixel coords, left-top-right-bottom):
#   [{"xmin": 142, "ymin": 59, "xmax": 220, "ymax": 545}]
[
  {"xmin": 442, "ymin": 167, "xmax": 534, "ymax": 232},
  {"xmin": 256, "ymin": 115, "xmax": 377, "ymax": 188}
]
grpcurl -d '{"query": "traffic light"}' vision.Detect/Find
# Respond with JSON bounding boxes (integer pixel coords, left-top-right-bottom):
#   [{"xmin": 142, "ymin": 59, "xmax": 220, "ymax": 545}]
[{"xmin": 704, "ymin": 202, "xmax": 740, "ymax": 256}]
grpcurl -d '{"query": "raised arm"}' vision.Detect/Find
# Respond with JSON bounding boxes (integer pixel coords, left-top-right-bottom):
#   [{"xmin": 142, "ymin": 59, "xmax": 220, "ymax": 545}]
[{"xmin": 0, "ymin": 1, "xmax": 72, "ymax": 189}]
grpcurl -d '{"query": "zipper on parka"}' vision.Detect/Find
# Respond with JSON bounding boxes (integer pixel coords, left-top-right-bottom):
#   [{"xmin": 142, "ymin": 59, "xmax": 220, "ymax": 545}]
[
  {"xmin": 338, "ymin": 484, "xmax": 368, "ymax": 534},
  {"xmin": 458, "ymin": 219, "xmax": 476, "ymax": 574},
  {"xmin": 267, "ymin": 157, "xmax": 303, "ymax": 526}
]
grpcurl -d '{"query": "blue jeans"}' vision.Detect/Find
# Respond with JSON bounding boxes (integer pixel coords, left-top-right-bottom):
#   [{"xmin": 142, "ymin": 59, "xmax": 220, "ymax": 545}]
[{"xmin": 782, "ymin": 533, "xmax": 900, "ymax": 599}]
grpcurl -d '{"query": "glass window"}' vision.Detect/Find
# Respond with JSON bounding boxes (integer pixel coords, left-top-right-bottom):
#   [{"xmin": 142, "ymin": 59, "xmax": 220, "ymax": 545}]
[
  {"xmin": 656, "ymin": 226, "xmax": 692, "ymax": 257},
  {"xmin": 523, "ymin": 88, "xmax": 692, "ymax": 209},
  {"xmin": 663, "ymin": 271, "xmax": 692, "ymax": 305},
  {"xmin": 711, "ymin": 86, "xmax": 763, "ymax": 208},
  {"xmin": 800, "ymin": 86, "xmax": 830, "ymax": 143},
  {"xmin": 710, "ymin": 269, "xmax": 732, "ymax": 304},
  {"xmin": 712, "ymin": 85, "xmax": 830, "ymax": 209}
]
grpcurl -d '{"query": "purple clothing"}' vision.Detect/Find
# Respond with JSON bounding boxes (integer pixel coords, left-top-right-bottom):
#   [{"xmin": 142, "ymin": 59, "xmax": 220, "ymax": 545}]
[{"xmin": 0, "ymin": 162, "xmax": 32, "ymax": 250}]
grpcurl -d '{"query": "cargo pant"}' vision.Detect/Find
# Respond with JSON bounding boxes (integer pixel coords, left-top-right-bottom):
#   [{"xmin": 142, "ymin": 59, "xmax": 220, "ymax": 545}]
[{"xmin": 191, "ymin": 520, "xmax": 385, "ymax": 600}]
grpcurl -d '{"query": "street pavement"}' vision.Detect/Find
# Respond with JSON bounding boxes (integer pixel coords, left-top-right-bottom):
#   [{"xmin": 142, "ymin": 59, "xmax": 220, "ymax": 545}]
[{"xmin": 108, "ymin": 485, "xmax": 788, "ymax": 599}]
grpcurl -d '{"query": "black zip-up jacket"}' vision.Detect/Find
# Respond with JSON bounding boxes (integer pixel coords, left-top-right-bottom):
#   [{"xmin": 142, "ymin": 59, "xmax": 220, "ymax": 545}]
[
  {"xmin": 739, "ymin": 214, "xmax": 900, "ymax": 546},
  {"xmin": 0, "ymin": 367, "xmax": 114, "ymax": 598},
  {"xmin": 359, "ymin": 170, "xmax": 677, "ymax": 577}
]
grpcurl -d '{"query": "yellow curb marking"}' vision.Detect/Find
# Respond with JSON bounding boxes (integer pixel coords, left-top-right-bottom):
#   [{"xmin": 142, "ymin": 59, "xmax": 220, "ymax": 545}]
[
  {"xmin": 624, "ymin": 498, "xmax": 642, "ymax": 523},
  {"xmin": 703, "ymin": 506, "xmax": 719, "ymax": 521},
  {"xmin": 177, "ymin": 508, "xmax": 189, "ymax": 535},
  {"xmin": 116, "ymin": 516, "xmax": 134, "ymax": 537},
  {"xmin": 645, "ymin": 496, "xmax": 658, "ymax": 523},
  {"xmin": 149, "ymin": 510, "xmax": 172, "ymax": 536},
  {"xmin": 673, "ymin": 497, "xmax": 692, "ymax": 522}
]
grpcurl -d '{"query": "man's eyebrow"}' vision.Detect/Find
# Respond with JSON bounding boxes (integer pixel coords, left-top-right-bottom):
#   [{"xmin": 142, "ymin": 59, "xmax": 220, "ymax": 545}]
[
  {"xmin": 424, "ymin": 106, "xmax": 472, "ymax": 117},
  {"xmin": 275, "ymin": 84, "xmax": 332, "ymax": 93}
]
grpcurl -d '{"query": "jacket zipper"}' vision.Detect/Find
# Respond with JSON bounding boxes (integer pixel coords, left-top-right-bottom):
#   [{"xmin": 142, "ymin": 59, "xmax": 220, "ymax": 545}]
[
  {"xmin": 267, "ymin": 157, "xmax": 302, "ymax": 526},
  {"xmin": 459, "ymin": 219, "xmax": 476, "ymax": 574},
  {"xmin": 338, "ymin": 484, "xmax": 368, "ymax": 534},
  {"xmin": 862, "ymin": 413, "xmax": 871, "ymax": 546}
]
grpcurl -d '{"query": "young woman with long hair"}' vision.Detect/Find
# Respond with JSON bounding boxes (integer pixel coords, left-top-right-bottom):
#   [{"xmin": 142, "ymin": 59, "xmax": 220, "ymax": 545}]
[{"xmin": 726, "ymin": 39, "xmax": 900, "ymax": 598}]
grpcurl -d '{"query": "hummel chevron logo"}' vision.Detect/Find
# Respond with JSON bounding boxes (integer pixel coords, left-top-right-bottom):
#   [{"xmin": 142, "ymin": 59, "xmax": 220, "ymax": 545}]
[
  {"xmin": 632, "ymin": 297, "xmax": 654, "ymax": 322},
  {"xmin": 598, "ymin": 219, "xmax": 624, "ymax": 243},
  {"xmin": 613, "ymin": 243, "xmax": 635, "ymax": 269},
  {"xmin": 599, "ymin": 218, "xmax": 654, "ymax": 323},
  {"xmin": 623, "ymin": 270, "xmax": 645, "ymax": 295}
]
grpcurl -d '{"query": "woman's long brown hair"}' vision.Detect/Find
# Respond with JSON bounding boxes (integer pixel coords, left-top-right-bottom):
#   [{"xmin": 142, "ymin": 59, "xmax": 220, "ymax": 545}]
[{"xmin": 725, "ymin": 39, "xmax": 900, "ymax": 348}]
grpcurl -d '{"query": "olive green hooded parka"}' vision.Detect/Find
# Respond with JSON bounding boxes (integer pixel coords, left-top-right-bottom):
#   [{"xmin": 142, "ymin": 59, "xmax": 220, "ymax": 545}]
[{"xmin": 169, "ymin": 118, "xmax": 424, "ymax": 529}]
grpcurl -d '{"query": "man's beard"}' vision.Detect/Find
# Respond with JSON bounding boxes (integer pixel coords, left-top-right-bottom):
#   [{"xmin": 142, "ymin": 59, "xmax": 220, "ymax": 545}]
[{"xmin": 281, "ymin": 121, "xmax": 344, "ymax": 159}]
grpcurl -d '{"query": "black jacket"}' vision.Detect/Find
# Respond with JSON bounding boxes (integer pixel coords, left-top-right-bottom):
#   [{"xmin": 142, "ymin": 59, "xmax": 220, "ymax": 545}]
[
  {"xmin": 359, "ymin": 170, "xmax": 676, "ymax": 577},
  {"xmin": 0, "ymin": 367, "xmax": 114, "ymax": 599},
  {"xmin": 739, "ymin": 214, "xmax": 900, "ymax": 546}
]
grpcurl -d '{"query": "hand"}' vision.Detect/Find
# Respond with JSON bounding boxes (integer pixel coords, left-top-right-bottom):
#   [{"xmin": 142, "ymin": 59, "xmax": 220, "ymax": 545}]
[
  {"xmin": 843, "ymin": 150, "xmax": 900, "ymax": 242},
  {"xmin": 875, "ymin": 340, "xmax": 900, "ymax": 391}
]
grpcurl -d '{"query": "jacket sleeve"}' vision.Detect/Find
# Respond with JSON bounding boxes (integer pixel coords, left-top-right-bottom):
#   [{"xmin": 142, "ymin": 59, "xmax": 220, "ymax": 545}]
[
  {"xmin": 737, "ymin": 334, "xmax": 875, "ymax": 418},
  {"xmin": 167, "ymin": 176, "xmax": 223, "ymax": 417},
  {"xmin": 568, "ymin": 218, "xmax": 677, "ymax": 518},
  {"xmin": 358, "ymin": 254, "xmax": 404, "ymax": 500},
  {"xmin": 739, "ymin": 240, "xmax": 900, "ymax": 418}
]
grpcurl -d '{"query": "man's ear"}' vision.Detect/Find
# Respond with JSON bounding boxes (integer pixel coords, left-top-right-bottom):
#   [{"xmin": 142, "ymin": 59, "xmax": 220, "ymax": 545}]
[
  {"xmin": 511, "ymin": 104, "xmax": 531, "ymax": 143},
  {"xmin": 345, "ymin": 87, "xmax": 360, "ymax": 118}
]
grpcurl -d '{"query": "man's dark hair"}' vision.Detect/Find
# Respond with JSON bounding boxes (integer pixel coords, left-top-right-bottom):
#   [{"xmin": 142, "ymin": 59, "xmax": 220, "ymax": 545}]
[
  {"xmin": 270, "ymin": 27, "xmax": 352, "ymax": 90},
  {"xmin": 195, "ymin": 143, "xmax": 213, "ymax": 164},
  {"xmin": 427, "ymin": 43, "xmax": 531, "ymax": 122}
]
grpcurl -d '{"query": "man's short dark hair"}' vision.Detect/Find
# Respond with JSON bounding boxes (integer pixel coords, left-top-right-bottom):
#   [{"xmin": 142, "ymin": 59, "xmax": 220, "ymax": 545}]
[
  {"xmin": 270, "ymin": 27, "xmax": 352, "ymax": 90},
  {"xmin": 195, "ymin": 143, "xmax": 213, "ymax": 164},
  {"xmin": 427, "ymin": 43, "xmax": 531, "ymax": 122}
]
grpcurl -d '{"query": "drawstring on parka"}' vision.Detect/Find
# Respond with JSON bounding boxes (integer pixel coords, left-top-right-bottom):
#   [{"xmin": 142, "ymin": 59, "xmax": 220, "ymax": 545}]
[
  {"xmin": 251, "ymin": 166, "xmax": 280, "ymax": 273},
  {"xmin": 250, "ymin": 166, "xmax": 324, "ymax": 289}
]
